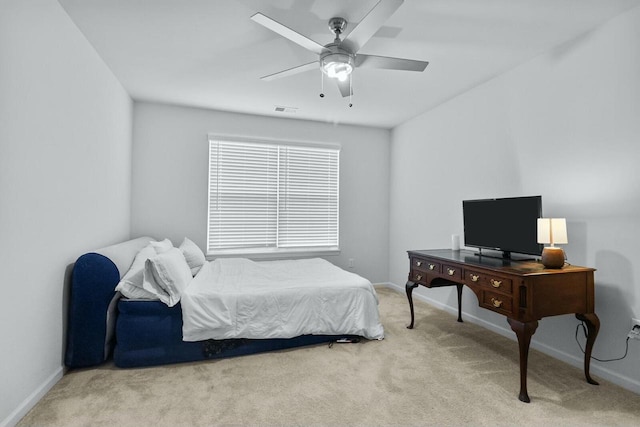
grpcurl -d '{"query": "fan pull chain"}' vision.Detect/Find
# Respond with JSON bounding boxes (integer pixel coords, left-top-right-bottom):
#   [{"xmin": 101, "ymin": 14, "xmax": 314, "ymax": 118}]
[
  {"xmin": 349, "ymin": 73, "xmax": 353, "ymax": 107},
  {"xmin": 319, "ymin": 70, "xmax": 325, "ymax": 98}
]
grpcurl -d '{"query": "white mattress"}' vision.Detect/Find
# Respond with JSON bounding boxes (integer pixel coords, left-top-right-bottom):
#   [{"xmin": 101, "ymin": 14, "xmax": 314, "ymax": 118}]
[{"xmin": 181, "ymin": 258, "xmax": 385, "ymax": 341}]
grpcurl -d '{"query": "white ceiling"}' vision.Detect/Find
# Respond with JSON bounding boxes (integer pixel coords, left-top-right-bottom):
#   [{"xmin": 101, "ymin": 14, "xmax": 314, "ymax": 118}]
[{"xmin": 59, "ymin": 0, "xmax": 640, "ymax": 129}]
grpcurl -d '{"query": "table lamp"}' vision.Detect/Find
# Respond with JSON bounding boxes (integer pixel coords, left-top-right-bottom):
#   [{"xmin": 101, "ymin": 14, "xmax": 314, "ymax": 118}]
[{"xmin": 537, "ymin": 218, "xmax": 568, "ymax": 268}]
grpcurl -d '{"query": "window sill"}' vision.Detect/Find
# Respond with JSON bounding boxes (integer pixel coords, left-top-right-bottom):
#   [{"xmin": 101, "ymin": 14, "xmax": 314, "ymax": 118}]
[{"xmin": 206, "ymin": 247, "xmax": 340, "ymax": 260}]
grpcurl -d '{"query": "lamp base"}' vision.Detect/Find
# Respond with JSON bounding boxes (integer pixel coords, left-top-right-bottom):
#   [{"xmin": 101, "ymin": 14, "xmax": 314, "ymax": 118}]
[{"xmin": 541, "ymin": 247, "xmax": 565, "ymax": 269}]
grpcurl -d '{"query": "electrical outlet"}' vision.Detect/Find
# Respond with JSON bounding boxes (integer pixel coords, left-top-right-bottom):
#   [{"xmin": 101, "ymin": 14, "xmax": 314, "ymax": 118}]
[
  {"xmin": 348, "ymin": 258, "xmax": 354, "ymax": 268},
  {"xmin": 628, "ymin": 318, "xmax": 640, "ymax": 340}
]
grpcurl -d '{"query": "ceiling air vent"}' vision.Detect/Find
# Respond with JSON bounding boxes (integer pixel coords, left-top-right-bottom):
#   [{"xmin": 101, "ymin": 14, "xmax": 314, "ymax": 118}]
[{"xmin": 274, "ymin": 106, "xmax": 298, "ymax": 113}]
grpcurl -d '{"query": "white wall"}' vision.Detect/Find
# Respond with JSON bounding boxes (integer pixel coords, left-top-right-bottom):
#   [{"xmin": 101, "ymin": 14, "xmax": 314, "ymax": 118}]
[
  {"xmin": 3, "ymin": 3, "xmax": 637, "ymax": 424},
  {"xmin": 0, "ymin": 1, "xmax": 133, "ymax": 425},
  {"xmin": 390, "ymin": 5, "xmax": 640, "ymax": 393},
  {"xmin": 131, "ymin": 102, "xmax": 390, "ymax": 283}
]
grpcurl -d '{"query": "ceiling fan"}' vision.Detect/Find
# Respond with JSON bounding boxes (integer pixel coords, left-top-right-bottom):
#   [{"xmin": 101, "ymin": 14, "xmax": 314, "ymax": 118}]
[{"xmin": 250, "ymin": 0, "xmax": 428, "ymax": 99}]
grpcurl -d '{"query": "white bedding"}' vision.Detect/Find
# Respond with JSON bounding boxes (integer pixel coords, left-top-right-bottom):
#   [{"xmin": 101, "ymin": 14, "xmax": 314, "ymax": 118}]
[{"xmin": 180, "ymin": 258, "xmax": 385, "ymax": 341}]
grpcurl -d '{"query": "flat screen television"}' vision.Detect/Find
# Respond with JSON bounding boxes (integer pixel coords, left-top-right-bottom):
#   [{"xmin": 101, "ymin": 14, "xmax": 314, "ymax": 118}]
[{"xmin": 462, "ymin": 196, "xmax": 543, "ymax": 259}]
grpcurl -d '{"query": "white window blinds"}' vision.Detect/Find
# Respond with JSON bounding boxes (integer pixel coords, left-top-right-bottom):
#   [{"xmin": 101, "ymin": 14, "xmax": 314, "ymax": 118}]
[{"xmin": 208, "ymin": 138, "xmax": 339, "ymax": 255}]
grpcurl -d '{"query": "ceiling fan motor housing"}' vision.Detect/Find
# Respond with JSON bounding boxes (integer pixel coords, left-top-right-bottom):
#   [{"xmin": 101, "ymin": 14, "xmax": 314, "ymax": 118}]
[
  {"xmin": 328, "ymin": 17, "xmax": 347, "ymax": 36},
  {"xmin": 320, "ymin": 17, "xmax": 355, "ymax": 80}
]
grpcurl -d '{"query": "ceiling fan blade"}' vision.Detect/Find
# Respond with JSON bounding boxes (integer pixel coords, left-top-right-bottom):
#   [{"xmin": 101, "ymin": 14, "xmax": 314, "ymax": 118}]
[
  {"xmin": 251, "ymin": 13, "xmax": 324, "ymax": 55},
  {"xmin": 355, "ymin": 54, "xmax": 428, "ymax": 72},
  {"xmin": 260, "ymin": 61, "xmax": 318, "ymax": 81},
  {"xmin": 336, "ymin": 78, "xmax": 353, "ymax": 98},
  {"xmin": 342, "ymin": 0, "xmax": 404, "ymax": 52}
]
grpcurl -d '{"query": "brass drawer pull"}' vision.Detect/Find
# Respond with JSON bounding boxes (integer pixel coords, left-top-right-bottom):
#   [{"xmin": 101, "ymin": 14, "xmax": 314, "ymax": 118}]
[
  {"xmin": 428, "ymin": 264, "xmax": 436, "ymax": 270},
  {"xmin": 416, "ymin": 261, "xmax": 422, "ymax": 267},
  {"xmin": 447, "ymin": 268, "xmax": 456, "ymax": 276},
  {"xmin": 470, "ymin": 274, "xmax": 480, "ymax": 282},
  {"xmin": 491, "ymin": 297, "xmax": 503, "ymax": 308},
  {"xmin": 415, "ymin": 274, "xmax": 423, "ymax": 281},
  {"xmin": 490, "ymin": 279, "xmax": 502, "ymax": 288}
]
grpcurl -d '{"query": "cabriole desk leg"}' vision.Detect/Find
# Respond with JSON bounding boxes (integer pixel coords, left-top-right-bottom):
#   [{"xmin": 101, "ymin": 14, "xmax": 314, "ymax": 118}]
[
  {"xmin": 575, "ymin": 313, "xmax": 600, "ymax": 385},
  {"xmin": 456, "ymin": 283, "xmax": 464, "ymax": 322},
  {"xmin": 406, "ymin": 281, "xmax": 419, "ymax": 329},
  {"xmin": 507, "ymin": 318, "xmax": 539, "ymax": 403}
]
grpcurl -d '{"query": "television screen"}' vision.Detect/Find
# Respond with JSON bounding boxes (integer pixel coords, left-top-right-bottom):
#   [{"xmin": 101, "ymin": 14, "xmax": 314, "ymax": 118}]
[{"xmin": 463, "ymin": 196, "xmax": 543, "ymax": 258}]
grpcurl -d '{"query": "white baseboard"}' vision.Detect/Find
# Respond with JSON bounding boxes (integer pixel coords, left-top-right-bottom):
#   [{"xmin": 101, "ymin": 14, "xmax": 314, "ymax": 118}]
[
  {"xmin": 1, "ymin": 367, "xmax": 64, "ymax": 427},
  {"xmin": 380, "ymin": 282, "xmax": 640, "ymax": 395}
]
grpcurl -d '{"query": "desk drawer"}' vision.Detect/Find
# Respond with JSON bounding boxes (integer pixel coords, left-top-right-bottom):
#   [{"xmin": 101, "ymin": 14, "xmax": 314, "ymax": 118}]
[
  {"xmin": 465, "ymin": 269, "xmax": 513, "ymax": 294},
  {"xmin": 486, "ymin": 276, "xmax": 512, "ymax": 294},
  {"xmin": 482, "ymin": 291, "xmax": 513, "ymax": 315},
  {"xmin": 409, "ymin": 269, "xmax": 428, "ymax": 284},
  {"xmin": 411, "ymin": 257, "xmax": 440, "ymax": 273},
  {"xmin": 442, "ymin": 264, "xmax": 461, "ymax": 280}
]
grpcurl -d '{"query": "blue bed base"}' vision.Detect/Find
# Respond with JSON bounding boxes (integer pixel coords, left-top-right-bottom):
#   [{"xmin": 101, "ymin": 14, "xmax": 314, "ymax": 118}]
[
  {"xmin": 65, "ymin": 237, "xmax": 345, "ymax": 369},
  {"xmin": 114, "ymin": 299, "xmax": 338, "ymax": 368}
]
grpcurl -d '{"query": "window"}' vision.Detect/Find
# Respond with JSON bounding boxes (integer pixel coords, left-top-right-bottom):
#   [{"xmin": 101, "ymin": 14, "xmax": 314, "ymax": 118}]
[{"xmin": 207, "ymin": 137, "xmax": 340, "ymax": 256}]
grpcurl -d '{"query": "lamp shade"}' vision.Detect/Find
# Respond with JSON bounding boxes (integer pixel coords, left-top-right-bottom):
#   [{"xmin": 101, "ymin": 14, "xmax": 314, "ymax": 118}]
[{"xmin": 537, "ymin": 218, "xmax": 568, "ymax": 245}]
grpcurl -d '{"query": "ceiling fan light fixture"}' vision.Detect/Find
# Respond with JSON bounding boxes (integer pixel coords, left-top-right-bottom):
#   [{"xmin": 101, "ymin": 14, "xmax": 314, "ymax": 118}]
[{"xmin": 321, "ymin": 52, "xmax": 353, "ymax": 81}]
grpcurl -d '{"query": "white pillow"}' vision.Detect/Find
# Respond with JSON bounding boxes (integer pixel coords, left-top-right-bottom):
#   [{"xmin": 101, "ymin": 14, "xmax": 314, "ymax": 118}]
[
  {"xmin": 115, "ymin": 240, "xmax": 173, "ymax": 300},
  {"xmin": 116, "ymin": 279, "xmax": 158, "ymax": 300},
  {"xmin": 150, "ymin": 238, "xmax": 173, "ymax": 253},
  {"xmin": 141, "ymin": 260, "xmax": 171, "ymax": 303},
  {"xmin": 179, "ymin": 237, "xmax": 206, "ymax": 275},
  {"xmin": 146, "ymin": 248, "xmax": 193, "ymax": 307},
  {"xmin": 115, "ymin": 244, "xmax": 158, "ymax": 299}
]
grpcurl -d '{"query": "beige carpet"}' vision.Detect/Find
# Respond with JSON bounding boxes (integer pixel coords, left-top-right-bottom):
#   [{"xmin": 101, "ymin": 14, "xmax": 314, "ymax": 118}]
[{"xmin": 18, "ymin": 287, "xmax": 640, "ymax": 426}]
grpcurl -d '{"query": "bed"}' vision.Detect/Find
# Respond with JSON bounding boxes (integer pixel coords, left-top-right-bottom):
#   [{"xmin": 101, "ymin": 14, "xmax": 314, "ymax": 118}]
[{"xmin": 65, "ymin": 237, "xmax": 384, "ymax": 369}]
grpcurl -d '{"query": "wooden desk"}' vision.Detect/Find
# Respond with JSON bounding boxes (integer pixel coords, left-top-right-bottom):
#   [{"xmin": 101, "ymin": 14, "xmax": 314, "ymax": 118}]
[{"xmin": 406, "ymin": 249, "xmax": 599, "ymax": 403}]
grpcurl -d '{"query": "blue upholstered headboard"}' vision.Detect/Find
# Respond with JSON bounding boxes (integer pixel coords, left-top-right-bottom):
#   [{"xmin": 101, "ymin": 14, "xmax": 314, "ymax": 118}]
[{"xmin": 65, "ymin": 237, "xmax": 153, "ymax": 368}]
